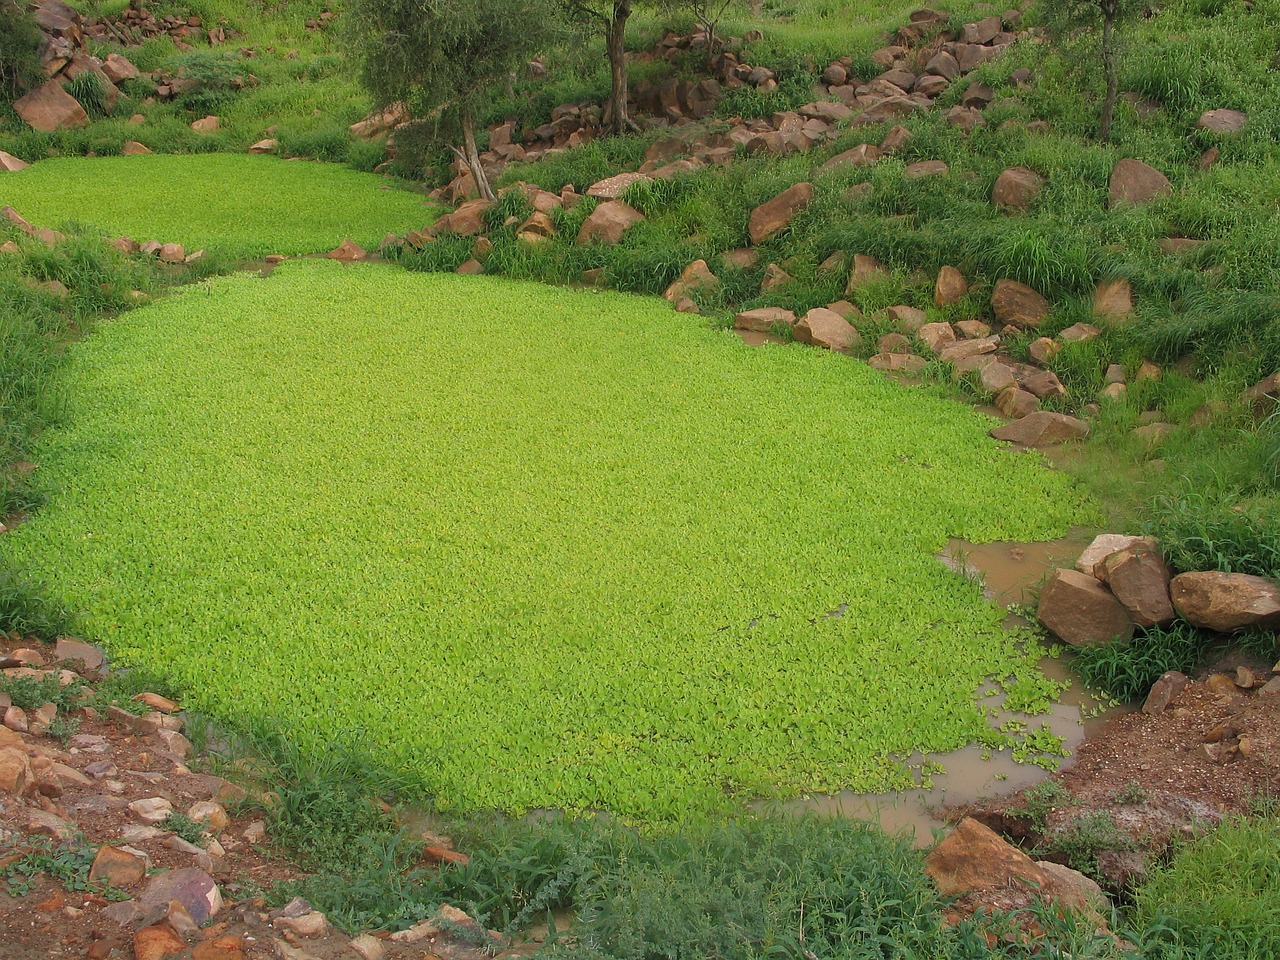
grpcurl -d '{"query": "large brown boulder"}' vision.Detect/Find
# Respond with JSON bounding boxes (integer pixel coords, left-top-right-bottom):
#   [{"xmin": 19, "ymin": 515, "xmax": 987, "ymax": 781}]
[
  {"xmin": 0, "ymin": 151, "xmax": 28, "ymax": 173},
  {"xmin": 748, "ymin": 182, "xmax": 813, "ymax": 245},
  {"xmin": 991, "ymin": 279, "xmax": 1051, "ymax": 329},
  {"xmin": 586, "ymin": 172, "xmax": 650, "ymax": 200},
  {"xmin": 926, "ymin": 818, "xmax": 1107, "ymax": 928},
  {"xmin": 1196, "ymin": 109, "xmax": 1247, "ymax": 135},
  {"xmin": 1038, "ymin": 568, "xmax": 1135, "ymax": 646},
  {"xmin": 794, "ymin": 307, "xmax": 860, "ymax": 351},
  {"xmin": 1104, "ymin": 545, "xmax": 1175, "ymax": 627},
  {"xmin": 663, "ymin": 259, "xmax": 718, "ymax": 304},
  {"xmin": 1076, "ymin": 534, "xmax": 1153, "ymax": 579},
  {"xmin": 432, "ymin": 199, "xmax": 494, "ymax": 238},
  {"xmin": 1109, "ymin": 159, "xmax": 1172, "ymax": 208},
  {"xmin": 13, "ymin": 81, "xmax": 89, "ymax": 133},
  {"xmin": 991, "ymin": 166, "xmax": 1043, "ymax": 210},
  {"xmin": 101, "ymin": 54, "xmax": 140, "ymax": 85},
  {"xmin": 734, "ymin": 307, "xmax": 796, "ymax": 332},
  {"xmin": 576, "ymin": 200, "xmax": 644, "ymax": 245},
  {"xmin": 1170, "ymin": 572, "xmax": 1280, "ymax": 633},
  {"xmin": 1093, "ymin": 277, "xmax": 1133, "ymax": 321},
  {"xmin": 1241, "ymin": 372, "xmax": 1280, "ymax": 418},
  {"xmin": 820, "ymin": 144, "xmax": 880, "ymax": 171},
  {"xmin": 934, "ymin": 265, "xmax": 967, "ymax": 306},
  {"xmin": 990, "ymin": 411, "xmax": 1089, "ymax": 446},
  {"xmin": 850, "ymin": 97, "xmax": 916, "ymax": 126},
  {"xmin": 845, "ymin": 253, "xmax": 887, "ymax": 293}
]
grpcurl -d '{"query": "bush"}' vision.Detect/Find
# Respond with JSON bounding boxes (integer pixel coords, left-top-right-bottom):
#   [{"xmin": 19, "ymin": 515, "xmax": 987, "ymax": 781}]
[
  {"xmin": 170, "ymin": 51, "xmax": 252, "ymax": 115},
  {"xmin": 1072, "ymin": 621, "xmax": 1213, "ymax": 701},
  {"xmin": 0, "ymin": 0, "xmax": 42, "ymax": 99}
]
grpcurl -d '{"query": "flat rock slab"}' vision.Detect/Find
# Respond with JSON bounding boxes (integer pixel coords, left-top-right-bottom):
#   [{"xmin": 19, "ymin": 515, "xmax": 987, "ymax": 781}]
[{"xmin": 989, "ymin": 411, "xmax": 1088, "ymax": 446}]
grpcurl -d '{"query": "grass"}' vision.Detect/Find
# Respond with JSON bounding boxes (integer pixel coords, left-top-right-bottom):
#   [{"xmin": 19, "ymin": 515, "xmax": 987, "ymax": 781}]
[
  {"xmin": 8, "ymin": 259, "xmax": 1091, "ymax": 819},
  {"xmin": 0, "ymin": 154, "xmax": 432, "ymax": 257}
]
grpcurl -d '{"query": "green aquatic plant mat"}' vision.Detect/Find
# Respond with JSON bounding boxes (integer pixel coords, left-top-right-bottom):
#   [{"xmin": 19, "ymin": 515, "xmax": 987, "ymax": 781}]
[
  {"xmin": 0, "ymin": 155, "xmax": 429, "ymax": 258},
  {"xmin": 8, "ymin": 261, "xmax": 1092, "ymax": 818}
]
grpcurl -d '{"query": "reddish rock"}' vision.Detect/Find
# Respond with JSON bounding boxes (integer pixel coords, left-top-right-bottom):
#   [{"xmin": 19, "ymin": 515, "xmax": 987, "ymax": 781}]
[
  {"xmin": 961, "ymin": 16, "xmax": 1003, "ymax": 44},
  {"xmin": 433, "ymin": 199, "xmax": 494, "ymax": 238},
  {"xmin": 1060, "ymin": 322, "xmax": 1102, "ymax": 342},
  {"xmin": 1076, "ymin": 534, "xmax": 1154, "ymax": 579},
  {"xmin": 934, "ymin": 265, "xmax": 967, "ymax": 306},
  {"xmin": 851, "ymin": 97, "xmax": 916, "ymax": 126},
  {"xmin": 721, "ymin": 248, "xmax": 758, "ymax": 271},
  {"xmin": 820, "ymin": 144, "xmax": 880, "ymax": 171},
  {"xmin": 881, "ymin": 125, "xmax": 913, "ymax": 153},
  {"xmin": 248, "ymin": 138, "xmax": 277, "ymax": 154},
  {"xmin": 455, "ymin": 259, "xmax": 483, "ymax": 275},
  {"xmin": 995, "ymin": 387, "xmax": 1039, "ymax": 419},
  {"xmin": 516, "ymin": 211, "xmax": 556, "ymax": 242},
  {"xmin": 955, "ymin": 320, "xmax": 990, "ymax": 339},
  {"xmin": 102, "ymin": 53, "xmax": 140, "ymax": 84},
  {"xmin": 991, "ymin": 166, "xmax": 1043, "ymax": 210},
  {"xmin": 1109, "ymin": 159, "xmax": 1172, "ymax": 208},
  {"xmin": 576, "ymin": 200, "xmax": 643, "ymax": 245},
  {"xmin": 991, "ymin": 279, "xmax": 1050, "ymax": 328},
  {"xmin": 990, "ymin": 411, "xmax": 1089, "ymax": 446},
  {"xmin": 1093, "ymin": 277, "xmax": 1133, "ymax": 321},
  {"xmin": 327, "ymin": 240, "xmax": 365, "ymax": 262},
  {"xmin": 0, "ymin": 747, "xmax": 32, "ymax": 795},
  {"xmin": 876, "ymin": 333, "xmax": 911, "ymax": 353},
  {"xmin": 826, "ymin": 299, "xmax": 861, "ymax": 320},
  {"xmin": 748, "ymin": 182, "xmax": 813, "ymax": 245},
  {"xmin": 1038, "ymin": 568, "xmax": 1135, "ymax": 646},
  {"xmin": 794, "ymin": 307, "xmax": 860, "ymax": 352},
  {"xmin": 1020, "ymin": 369, "xmax": 1067, "ymax": 400},
  {"xmin": 845, "ymin": 253, "xmax": 887, "ymax": 293},
  {"xmin": 734, "ymin": 307, "xmax": 796, "ymax": 332},
  {"xmin": 90, "ymin": 846, "xmax": 147, "ymax": 887},
  {"xmin": 585, "ymin": 171, "xmax": 649, "ymax": 199},
  {"xmin": 1142, "ymin": 670, "xmax": 1190, "ymax": 715},
  {"xmin": 760, "ymin": 262, "xmax": 791, "ymax": 291},
  {"xmin": 903, "ymin": 159, "xmax": 949, "ymax": 179},
  {"xmin": 1196, "ymin": 109, "xmax": 1247, "ymax": 134},
  {"xmin": 1170, "ymin": 572, "xmax": 1280, "ymax": 633},
  {"xmin": 887, "ymin": 304, "xmax": 926, "ymax": 332},
  {"xmin": 925, "ymin": 818, "xmax": 1106, "ymax": 926},
  {"xmin": 868, "ymin": 353, "xmax": 926, "ymax": 375},
  {"xmin": 122, "ymin": 141, "xmax": 151, "ymax": 155},
  {"xmin": 1104, "ymin": 545, "xmax": 1175, "ymax": 627},
  {"xmin": 663, "ymin": 259, "xmax": 718, "ymax": 304},
  {"xmin": 1241, "ymin": 372, "xmax": 1280, "ymax": 418},
  {"xmin": 1027, "ymin": 337, "xmax": 1061, "ymax": 365},
  {"xmin": 0, "ymin": 151, "xmax": 28, "ymax": 173},
  {"xmin": 139, "ymin": 868, "xmax": 223, "ymax": 926},
  {"xmin": 134, "ymin": 924, "xmax": 185, "ymax": 960},
  {"xmin": 917, "ymin": 322, "xmax": 956, "ymax": 354},
  {"xmin": 13, "ymin": 81, "xmax": 89, "ymax": 132},
  {"xmin": 191, "ymin": 115, "xmax": 220, "ymax": 133},
  {"xmin": 924, "ymin": 51, "xmax": 960, "ymax": 80},
  {"xmin": 978, "ymin": 362, "xmax": 1017, "ymax": 396}
]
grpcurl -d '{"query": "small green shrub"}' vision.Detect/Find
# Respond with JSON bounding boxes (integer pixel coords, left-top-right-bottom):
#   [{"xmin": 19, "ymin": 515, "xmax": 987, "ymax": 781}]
[
  {"xmin": 66, "ymin": 72, "xmax": 112, "ymax": 120},
  {"xmin": 170, "ymin": 51, "xmax": 252, "ymax": 115},
  {"xmin": 1012, "ymin": 779, "xmax": 1072, "ymax": 832},
  {"xmin": 0, "ymin": 0, "xmax": 42, "ymax": 98},
  {"xmin": 161, "ymin": 811, "xmax": 208, "ymax": 846},
  {"xmin": 1073, "ymin": 621, "xmax": 1213, "ymax": 701}
]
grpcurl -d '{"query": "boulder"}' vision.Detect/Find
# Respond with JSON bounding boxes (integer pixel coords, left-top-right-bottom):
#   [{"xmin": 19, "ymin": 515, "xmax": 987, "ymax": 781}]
[
  {"xmin": 1109, "ymin": 159, "xmax": 1171, "ymax": 208},
  {"xmin": 934, "ymin": 265, "xmax": 967, "ymax": 306},
  {"xmin": 13, "ymin": 81, "xmax": 89, "ymax": 132},
  {"xmin": 845, "ymin": 253, "xmax": 887, "ymax": 293},
  {"xmin": 585, "ymin": 172, "xmax": 649, "ymax": 199},
  {"xmin": 122, "ymin": 141, "xmax": 150, "ymax": 155},
  {"xmin": 576, "ymin": 200, "xmax": 643, "ymax": 245},
  {"xmin": 663, "ymin": 259, "xmax": 718, "ymax": 304},
  {"xmin": 850, "ymin": 97, "xmax": 916, "ymax": 126},
  {"xmin": 133, "ymin": 923, "xmax": 185, "ymax": 960},
  {"xmin": 868, "ymin": 352, "xmax": 926, "ymax": 375},
  {"xmin": 917, "ymin": 322, "xmax": 956, "ymax": 354},
  {"xmin": 881, "ymin": 125, "xmax": 912, "ymax": 153},
  {"xmin": 1020, "ymin": 369, "xmax": 1067, "ymax": 399},
  {"xmin": 760, "ymin": 263, "xmax": 790, "ymax": 291},
  {"xmin": 961, "ymin": 16, "xmax": 1003, "ymax": 45},
  {"xmin": 190, "ymin": 115, "xmax": 220, "ymax": 134},
  {"xmin": 748, "ymin": 182, "xmax": 813, "ymax": 245},
  {"xmin": 327, "ymin": 240, "xmax": 365, "ymax": 262},
  {"xmin": 139, "ymin": 868, "xmax": 223, "ymax": 926},
  {"xmin": 1038, "ymin": 568, "xmax": 1135, "ymax": 646},
  {"xmin": 1241, "ymin": 372, "xmax": 1280, "ymax": 418},
  {"xmin": 516, "ymin": 211, "xmax": 556, "ymax": 243},
  {"xmin": 1076, "ymin": 534, "xmax": 1154, "ymax": 579},
  {"xmin": 1093, "ymin": 278, "xmax": 1133, "ymax": 321},
  {"xmin": 991, "ymin": 279, "xmax": 1050, "ymax": 328},
  {"xmin": 90, "ymin": 846, "xmax": 148, "ymax": 887},
  {"xmin": 1060, "ymin": 322, "xmax": 1102, "ymax": 342},
  {"xmin": 991, "ymin": 166, "xmax": 1043, "ymax": 210},
  {"xmin": 101, "ymin": 54, "xmax": 140, "ymax": 84},
  {"xmin": 794, "ymin": 307, "xmax": 859, "ymax": 351},
  {"xmin": 0, "ymin": 151, "xmax": 29, "ymax": 173},
  {"xmin": 1104, "ymin": 544, "xmax": 1175, "ymax": 627},
  {"xmin": 977, "ymin": 362, "xmax": 1017, "ymax": 396},
  {"xmin": 903, "ymin": 160, "xmax": 948, "ymax": 179},
  {"xmin": 925, "ymin": 818, "xmax": 1106, "ymax": 927},
  {"xmin": 924, "ymin": 51, "xmax": 960, "ymax": 80},
  {"xmin": 995, "ymin": 387, "xmax": 1039, "ymax": 419},
  {"xmin": 1142, "ymin": 670, "xmax": 1190, "ymax": 716},
  {"xmin": 1028, "ymin": 337, "xmax": 1062, "ymax": 365},
  {"xmin": 1170, "ymin": 572, "xmax": 1280, "ymax": 633},
  {"xmin": 433, "ymin": 199, "xmax": 493, "ymax": 237},
  {"xmin": 990, "ymin": 411, "xmax": 1089, "ymax": 446},
  {"xmin": 820, "ymin": 144, "xmax": 880, "ymax": 171},
  {"xmin": 248, "ymin": 138, "xmax": 277, "ymax": 154},
  {"xmin": 956, "ymin": 320, "xmax": 990, "ymax": 339},
  {"xmin": 734, "ymin": 307, "xmax": 796, "ymax": 332},
  {"xmin": 1196, "ymin": 109, "xmax": 1247, "ymax": 135}
]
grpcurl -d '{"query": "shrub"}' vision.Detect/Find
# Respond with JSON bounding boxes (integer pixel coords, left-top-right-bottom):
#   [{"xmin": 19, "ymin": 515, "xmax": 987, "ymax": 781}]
[
  {"xmin": 0, "ymin": 0, "xmax": 42, "ymax": 99},
  {"xmin": 66, "ymin": 72, "xmax": 112, "ymax": 120},
  {"xmin": 170, "ymin": 51, "xmax": 252, "ymax": 115},
  {"xmin": 1072, "ymin": 621, "xmax": 1213, "ymax": 701}
]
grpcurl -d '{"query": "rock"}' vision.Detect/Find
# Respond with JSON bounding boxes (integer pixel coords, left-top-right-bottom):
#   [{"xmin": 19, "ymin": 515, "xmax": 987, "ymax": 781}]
[
  {"xmin": 13, "ymin": 81, "xmax": 89, "ymax": 132},
  {"xmin": 129, "ymin": 797, "xmax": 173, "ymax": 823},
  {"xmin": 956, "ymin": 320, "xmax": 991, "ymax": 339},
  {"xmin": 4, "ymin": 706, "xmax": 28, "ymax": 733},
  {"xmin": 991, "ymin": 279, "xmax": 1050, "ymax": 328},
  {"xmin": 0, "ymin": 151, "xmax": 29, "ymax": 172},
  {"xmin": 349, "ymin": 934, "xmax": 385, "ymax": 960},
  {"xmin": 663, "ymin": 260, "xmax": 718, "ymax": 304},
  {"xmin": 939, "ymin": 337, "xmax": 998, "ymax": 363},
  {"xmin": 349, "ymin": 102, "xmax": 409, "ymax": 139},
  {"xmin": 1096, "ymin": 849, "xmax": 1148, "ymax": 894},
  {"xmin": 1036, "ymin": 861, "xmax": 1107, "ymax": 913},
  {"xmin": 243, "ymin": 820, "xmax": 267, "ymax": 843},
  {"xmin": 188, "ymin": 800, "xmax": 229, "ymax": 833},
  {"xmin": 990, "ymin": 411, "xmax": 1089, "ymax": 447},
  {"xmin": 27, "ymin": 808, "xmax": 76, "ymax": 840},
  {"xmin": 275, "ymin": 911, "xmax": 327, "ymax": 937},
  {"xmin": 881, "ymin": 125, "xmax": 912, "ymax": 153},
  {"xmin": 134, "ymin": 923, "xmax": 186, "ymax": 960},
  {"xmin": 996, "ymin": 387, "xmax": 1039, "ymax": 419},
  {"xmin": 846, "ymin": 253, "xmax": 887, "ymax": 293},
  {"xmin": 1076, "ymin": 534, "xmax": 1153, "ymax": 580},
  {"xmin": 1104, "ymin": 545, "xmax": 1175, "ymax": 627},
  {"xmin": 903, "ymin": 160, "xmax": 949, "ymax": 179},
  {"xmin": 120, "ymin": 140, "xmax": 150, "ymax": 155},
  {"xmin": 748, "ymin": 183, "xmax": 813, "ymax": 245},
  {"xmin": 191, "ymin": 115, "xmax": 220, "ymax": 133},
  {"xmin": 139, "ymin": 867, "xmax": 223, "ymax": 926},
  {"xmin": 192, "ymin": 936, "xmax": 245, "ymax": 960},
  {"xmin": 134, "ymin": 692, "xmax": 178, "ymax": 714},
  {"xmin": 1241, "ymin": 372, "xmax": 1280, "ymax": 418},
  {"xmin": 760, "ymin": 262, "xmax": 790, "ymax": 291},
  {"xmin": 992, "ymin": 166, "xmax": 1043, "ymax": 211},
  {"xmin": 1020, "ymin": 370, "xmax": 1068, "ymax": 399},
  {"xmin": 826, "ymin": 300, "xmax": 861, "ymax": 320},
  {"xmin": 90, "ymin": 845, "xmax": 148, "ymax": 887},
  {"xmin": 1028, "ymin": 337, "xmax": 1062, "ymax": 365},
  {"xmin": 0, "ymin": 747, "xmax": 32, "ymax": 795},
  {"xmin": 1142, "ymin": 670, "xmax": 1190, "ymax": 715},
  {"xmin": 820, "ymin": 144, "xmax": 880, "ymax": 171},
  {"xmin": 516, "ymin": 211, "xmax": 556, "ymax": 243},
  {"xmin": 455, "ymin": 259, "xmax": 483, "ymax": 275},
  {"xmin": 1038, "ymin": 569, "xmax": 1135, "ymax": 647},
  {"xmin": 978, "ymin": 362, "xmax": 1017, "ymax": 396},
  {"xmin": 326, "ymin": 240, "xmax": 366, "ymax": 262},
  {"xmin": 868, "ymin": 353, "xmax": 926, "ymax": 375},
  {"xmin": 925, "ymin": 51, "xmax": 960, "ymax": 80},
  {"xmin": 1196, "ymin": 109, "xmax": 1247, "ymax": 134},
  {"xmin": 1093, "ymin": 278, "xmax": 1133, "ymax": 322},
  {"xmin": 925, "ymin": 818, "xmax": 1106, "ymax": 926},
  {"xmin": 934, "ymin": 265, "xmax": 967, "ymax": 306},
  {"xmin": 433, "ymin": 199, "xmax": 493, "ymax": 238},
  {"xmin": 721, "ymin": 248, "xmax": 758, "ymax": 271},
  {"xmin": 576, "ymin": 200, "xmax": 643, "ymax": 245},
  {"xmin": 1060, "ymin": 323, "xmax": 1102, "ymax": 343},
  {"xmin": 851, "ymin": 97, "xmax": 916, "ymax": 126},
  {"xmin": 877, "ymin": 333, "xmax": 911, "ymax": 353},
  {"xmin": 917, "ymin": 322, "xmax": 956, "ymax": 354},
  {"xmin": 585, "ymin": 172, "xmax": 649, "ymax": 199},
  {"xmin": 1170, "ymin": 572, "xmax": 1280, "ymax": 633},
  {"xmin": 102, "ymin": 54, "xmax": 140, "ymax": 84},
  {"xmin": 249, "ymin": 138, "xmax": 277, "ymax": 154},
  {"xmin": 1109, "ymin": 159, "xmax": 1172, "ymax": 208},
  {"xmin": 795, "ymin": 308, "xmax": 860, "ymax": 352},
  {"xmin": 961, "ymin": 16, "xmax": 1003, "ymax": 44},
  {"xmin": 734, "ymin": 307, "xmax": 796, "ymax": 332}
]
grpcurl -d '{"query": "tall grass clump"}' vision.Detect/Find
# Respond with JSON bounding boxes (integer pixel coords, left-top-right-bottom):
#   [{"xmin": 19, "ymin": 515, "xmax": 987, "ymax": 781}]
[{"xmin": 1072, "ymin": 621, "xmax": 1213, "ymax": 702}]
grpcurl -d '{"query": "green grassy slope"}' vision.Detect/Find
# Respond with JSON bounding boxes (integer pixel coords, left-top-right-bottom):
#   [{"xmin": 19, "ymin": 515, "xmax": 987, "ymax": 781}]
[{"xmin": 7, "ymin": 259, "xmax": 1090, "ymax": 818}]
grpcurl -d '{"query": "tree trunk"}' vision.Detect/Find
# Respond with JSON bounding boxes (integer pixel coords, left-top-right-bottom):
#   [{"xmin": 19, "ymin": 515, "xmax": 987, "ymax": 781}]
[
  {"xmin": 1099, "ymin": 9, "xmax": 1117, "ymax": 142},
  {"xmin": 461, "ymin": 109, "xmax": 495, "ymax": 202},
  {"xmin": 605, "ymin": 0, "xmax": 638, "ymax": 134}
]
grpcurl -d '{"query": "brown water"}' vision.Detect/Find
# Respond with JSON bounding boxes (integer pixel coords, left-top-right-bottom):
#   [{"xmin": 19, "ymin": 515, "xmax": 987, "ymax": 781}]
[{"xmin": 779, "ymin": 531, "xmax": 1125, "ymax": 845}]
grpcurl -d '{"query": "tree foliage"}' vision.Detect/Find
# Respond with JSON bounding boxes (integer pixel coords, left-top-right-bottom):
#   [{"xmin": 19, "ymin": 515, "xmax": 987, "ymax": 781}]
[{"xmin": 0, "ymin": 0, "xmax": 44, "ymax": 98}]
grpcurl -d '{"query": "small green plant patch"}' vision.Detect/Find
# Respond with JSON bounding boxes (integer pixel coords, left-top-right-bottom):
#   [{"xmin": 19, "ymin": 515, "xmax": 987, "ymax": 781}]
[
  {"xmin": 9, "ymin": 260, "xmax": 1092, "ymax": 818},
  {"xmin": 0, "ymin": 154, "xmax": 431, "ymax": 258}
]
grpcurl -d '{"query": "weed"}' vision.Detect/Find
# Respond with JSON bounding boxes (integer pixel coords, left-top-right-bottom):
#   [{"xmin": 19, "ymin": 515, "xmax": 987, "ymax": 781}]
[
  {"xmin": 1012, "ymin": 779, "xmax": 1071, "ymax": 833},
  {"xmin": 1041, "ymin": 810, "xmax": 1132, "ymax": 876},
  {"xmin": 1073, "ymin": 621, "xmax": 1212, "ymax": 701},
  {"xmin": 0, "ymin": 672, "xmax": 85, "ymax": 713},
  {"xmin": 161, "ymin": 811, "xmax": 207, "ymax": 847},
  {"xmin": 1114, "ymin": 781, "xmax": 1148, "ymax": 805},
  {"xmin": 1, "ymin": 835, "xmax": 128, "ymax": 900}
]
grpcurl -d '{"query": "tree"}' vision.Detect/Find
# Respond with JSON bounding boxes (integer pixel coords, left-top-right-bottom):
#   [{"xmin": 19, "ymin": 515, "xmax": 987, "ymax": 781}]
[
  {"xmin": 347, "ymin": 0, "xmax": 566, "ymax": 201},
  {"xmin": 562, "ymin": 1, "xmax": 641, "ymax": 134},
  {"xmin": 1041, "ymin": 0, "xmax": 1145, "ymax": 142},
  {"xmin": 669, "ymin": 0, "xmax": 741, "ymax": 65}
]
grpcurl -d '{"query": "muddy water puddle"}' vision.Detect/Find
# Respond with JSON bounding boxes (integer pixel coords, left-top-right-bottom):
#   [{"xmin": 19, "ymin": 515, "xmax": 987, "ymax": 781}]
[{"xmin": 781, "ymin": 530, "xmax": 1127, "ymax": 845}]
